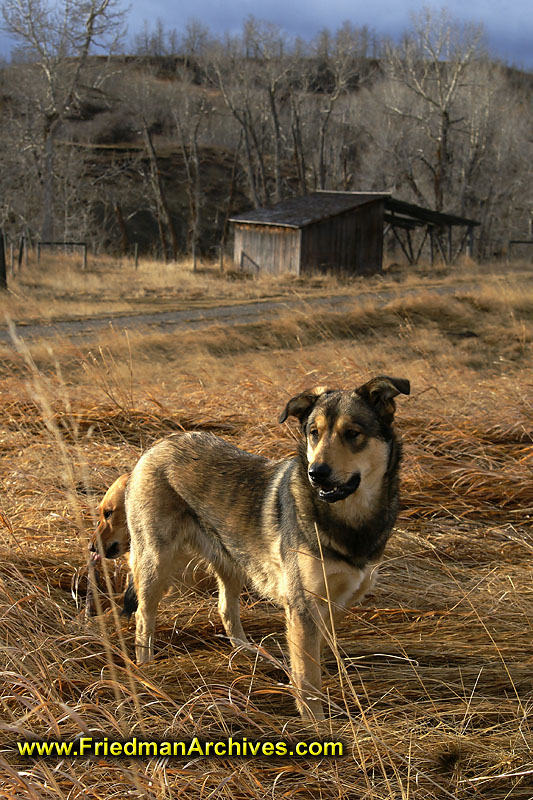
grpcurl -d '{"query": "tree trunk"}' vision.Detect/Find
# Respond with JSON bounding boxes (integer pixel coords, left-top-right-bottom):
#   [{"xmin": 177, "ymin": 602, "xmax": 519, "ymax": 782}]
[
  {"xmin": 268, "ymin": 85, "xmax": 283, "ymax": 202},
  {"xmin": 41, "ymin": 119, "xmax": 60, "ymax": 241},
  {"xmin": 0, "ymin": 231, "xmax": 7, "ymax": 290},
  {"xmin": 290, "ymin": 93, "xmax": 307, "ymax": 195},
  {"xmin": 114, "ymin": 203, "xmax": 129, "ymax": 255},
  {"xmin": 142, "ymin": 120, "xmax": 179, "ymax": 261},
  {"xmin": 220, "ymin": 131, "xmax": 243, "ymax": 268}
]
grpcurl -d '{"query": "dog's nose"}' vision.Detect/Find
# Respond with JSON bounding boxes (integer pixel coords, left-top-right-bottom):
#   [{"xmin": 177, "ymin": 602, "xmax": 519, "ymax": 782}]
[
  {"xmin": 89, "ymin": 539, "xmax": 102, "ymax": 563},
  {"xmin": 308, "ymin": 463, "xmax": 332, "ymax": 485}
]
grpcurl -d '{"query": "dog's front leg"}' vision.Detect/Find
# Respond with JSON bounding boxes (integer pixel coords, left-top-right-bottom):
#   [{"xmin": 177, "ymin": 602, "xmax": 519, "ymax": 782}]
[
  {"xmin": 132, "ymin": 553, "xmax": 173, "ymax": 664},
  {"xmin": 135, "ymin": 601, "xmax": 156, "ymax": 664},
  {"xmin": 285, "ymin": 606, "xmax": 324, "ymax": 720}
]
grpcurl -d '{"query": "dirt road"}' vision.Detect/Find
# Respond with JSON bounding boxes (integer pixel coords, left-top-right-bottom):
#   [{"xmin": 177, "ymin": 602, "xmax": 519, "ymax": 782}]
[{"xmin": 1, "ymin": 285, "xmax": 459, "ymax": 346}]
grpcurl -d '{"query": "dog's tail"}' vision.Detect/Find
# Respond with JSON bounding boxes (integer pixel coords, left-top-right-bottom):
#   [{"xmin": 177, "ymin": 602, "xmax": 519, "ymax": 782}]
[{"xmin": 122, "ymin": 576, "xmax": 138, "ymax": 618}]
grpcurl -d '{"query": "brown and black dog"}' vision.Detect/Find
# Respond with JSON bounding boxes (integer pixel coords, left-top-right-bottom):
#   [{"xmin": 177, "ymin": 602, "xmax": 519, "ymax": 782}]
[{"xmin": 123, "ymin": 376, "xmax": 410, "ymax": 719}]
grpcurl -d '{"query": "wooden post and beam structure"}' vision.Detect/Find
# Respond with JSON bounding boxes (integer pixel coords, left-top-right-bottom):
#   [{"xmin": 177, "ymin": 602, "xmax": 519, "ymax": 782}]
[{"xmin": 383, "ymin": 197, "xmax": 479, "ymax": 266}]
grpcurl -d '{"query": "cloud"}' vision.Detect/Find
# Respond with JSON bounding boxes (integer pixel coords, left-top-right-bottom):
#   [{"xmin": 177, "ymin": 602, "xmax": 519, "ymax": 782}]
[
  {"xmin": 1, "ymin": 0, "xmax": 531, "ymax": 66},
  {"xmin": 124, "ymin": 0, "xmax": 533, "ymax": 65}
]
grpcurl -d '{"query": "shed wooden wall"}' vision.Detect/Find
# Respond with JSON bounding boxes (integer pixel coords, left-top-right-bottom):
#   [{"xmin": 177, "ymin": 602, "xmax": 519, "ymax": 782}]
[
  {"xmin": 300, "ymin": 200, "xmax": 385, "ymax": 275},
  {"xmin": 233, "ymin": 224, "xmax": 301, "ymax": 275}
]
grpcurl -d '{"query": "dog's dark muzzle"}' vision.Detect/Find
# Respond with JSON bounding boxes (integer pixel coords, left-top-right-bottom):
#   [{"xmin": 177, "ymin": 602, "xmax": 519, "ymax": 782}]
[{"xmin": 308, "ymin": 464, "xmax": 361, "ymax": 503}]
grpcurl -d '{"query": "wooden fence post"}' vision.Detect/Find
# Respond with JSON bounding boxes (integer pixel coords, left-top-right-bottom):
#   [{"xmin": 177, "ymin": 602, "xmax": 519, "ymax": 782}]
[{"xmin": 466, "ymin": 226, "xmax": 474, "ymax": 259}]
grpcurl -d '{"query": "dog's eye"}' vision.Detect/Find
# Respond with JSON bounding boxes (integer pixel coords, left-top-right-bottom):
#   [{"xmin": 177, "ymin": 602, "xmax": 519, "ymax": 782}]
[
  {"xmin": 103, "ymin": 508, "xmax": 113, "ymax": 520},
  {"xmin": 309, "ymin": 428, "xmax": 319, "ymax": 442},
  {"xmin": 344, "ymin": 429, "xmax": 360, "ymax": 442}
]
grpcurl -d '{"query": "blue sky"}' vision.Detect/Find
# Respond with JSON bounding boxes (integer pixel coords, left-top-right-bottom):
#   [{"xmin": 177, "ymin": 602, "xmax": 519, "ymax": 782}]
[
  {"xmin": 123, "ymin": 0, "xmax": 533, "ymax": 68},
  {"xmin": 1, "ymin": 0, "xmax": 532, "ymax": 68}
]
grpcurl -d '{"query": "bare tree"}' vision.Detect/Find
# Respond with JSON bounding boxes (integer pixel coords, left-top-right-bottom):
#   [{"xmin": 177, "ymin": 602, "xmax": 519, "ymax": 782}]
[
  {"xmin": 141, "ymin": 118, "xmax": 179, "ymax": 262},
  {"xmin": 242, "ymin": 19, "xmax": 291, "ymax": 203},
  {"xmin": 0, "ymin": 9, "xmax": 530, "ymax": 262},
  {"xmin": 212, "ymin": 38, "xmax": 265, "ymax": 207},
  {"xmin": 381, "ymin": 8, "xmax": 485, "ymax": 211},
  {"xmin": 1, "ymin": 0, "xmax": 126, "ymax": 240},
  {"xmin": 314, "ymin": 25, "xmax": 358, "ymax": 189},
  {"xmin": 181, "ymin": 18, "xmax": 211, "ymax": 61},
  {"xmin": 172, "ymin": 91, "xmax": 209, "ymax": 270}
]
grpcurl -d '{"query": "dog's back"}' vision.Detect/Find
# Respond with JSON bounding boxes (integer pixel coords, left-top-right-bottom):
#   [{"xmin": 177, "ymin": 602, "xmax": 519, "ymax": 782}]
[
  {"xmin": 127, "ymin": 432, "xmax": 280, "ymax": 564},
  {"xmin": 126, "ymin": 432, "xmax": 289, "ymax": 608}
]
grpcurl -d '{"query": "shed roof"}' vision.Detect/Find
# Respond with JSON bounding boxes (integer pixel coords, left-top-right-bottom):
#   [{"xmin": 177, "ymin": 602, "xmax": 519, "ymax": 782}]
[
  {"xmin": 385, "ymin": 197, "xmax": 480, "ymax": 228},
  {"xmin": 229, "ymin": 192, "xmax": 386, "ymax": 229},
  {"xmin": 230, "ymin": 191, "xmax": 479, "ymax": 230}
]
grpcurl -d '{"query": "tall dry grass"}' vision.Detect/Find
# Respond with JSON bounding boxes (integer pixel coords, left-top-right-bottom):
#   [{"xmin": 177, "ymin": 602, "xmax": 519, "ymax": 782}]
[
  {"xmin": 0, "ymin": 275, "xmax": 532, "ymax": 798},
  {"xmin": 2, "ymin": 249, "xmax": 532, "ymax": 326},
  {"xmin": 0, "ymin": 250, "xmax": 355, "ymax": 324}
]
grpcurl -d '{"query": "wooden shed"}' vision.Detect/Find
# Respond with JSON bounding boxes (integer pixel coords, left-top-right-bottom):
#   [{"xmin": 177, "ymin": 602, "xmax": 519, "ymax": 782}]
[
  {"xmin": 230, "ymin": 192, "xmax": 387, "ymax": 276},
  {"xmin": 230, "ymin": 191, "xmax": 480, "ymax": 275}
]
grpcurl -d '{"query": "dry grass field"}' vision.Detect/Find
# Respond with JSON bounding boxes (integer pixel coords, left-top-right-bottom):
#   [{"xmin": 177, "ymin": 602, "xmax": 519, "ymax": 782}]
[
  {"xmin": 1, "ymin": 252, "xmax": 360, "ymax": 324},
  {"xmin": 0, "ymin": 250, "xmax": 518, "ymax": 324},
  {"xmin": 0, "ymin": 257, "xmax": 532, "ymax": 799}
]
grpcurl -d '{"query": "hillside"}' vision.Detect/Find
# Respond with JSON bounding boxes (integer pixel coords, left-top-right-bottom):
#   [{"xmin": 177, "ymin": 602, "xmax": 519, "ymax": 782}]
[{"xmin": 1, "ymin": 18, "xmax": 531, "ymax": 262}]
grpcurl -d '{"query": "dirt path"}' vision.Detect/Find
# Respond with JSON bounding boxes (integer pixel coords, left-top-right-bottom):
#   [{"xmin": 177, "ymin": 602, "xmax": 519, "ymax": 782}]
[{"xmin": 1, "ymin": 285, "xmax": 460, "ymax": 346}]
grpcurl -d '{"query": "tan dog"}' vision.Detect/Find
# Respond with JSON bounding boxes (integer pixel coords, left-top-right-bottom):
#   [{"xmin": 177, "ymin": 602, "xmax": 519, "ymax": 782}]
[
  {"xmin": 124, "ymin": 377, "xmax": 410, "ymax": 719},
  {"xmin": 89, "ymin": 473, "xmax": 131, "ymax": 562},
  {"xmin": 86, "ymin": 473, "xmax": 131, "ymax": 617},
  {"xmin": 86, "ymin": 472, "xmax": 212, "ymax": 616}
]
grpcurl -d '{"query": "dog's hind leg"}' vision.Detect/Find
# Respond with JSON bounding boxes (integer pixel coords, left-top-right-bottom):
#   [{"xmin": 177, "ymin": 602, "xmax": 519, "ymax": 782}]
[
  {"xmin": 215, "ymin": 569, "xmax": 249, "ymax": 646},
  {"xmin": 131, "ymin": 549, "xmax": 175, "ymax": 664},
  {"xmin": 285, "ymin": 607, "xmax": 324, "ymax": 720}
]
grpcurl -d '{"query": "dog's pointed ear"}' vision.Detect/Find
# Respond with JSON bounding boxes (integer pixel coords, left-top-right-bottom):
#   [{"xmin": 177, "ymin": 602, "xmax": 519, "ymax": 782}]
[
  {"xmin": 278, "ymin": 387, "xmax": 327, "ymax": 425},
  {"xmin": 355, "ymin": 376, "xmax": 410, "ymax": 423}
]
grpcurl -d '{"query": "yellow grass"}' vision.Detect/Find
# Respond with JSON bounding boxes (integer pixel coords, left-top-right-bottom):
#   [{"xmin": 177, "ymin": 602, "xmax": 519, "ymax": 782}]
[
  {"xmin": 2, "ymin": 249, "xmax": 532, "ymax": 325},
  {"xmin": 1, "ymin": 251, "xmax": 352, "ymax": 324},
  {"xmin": 0, "ymin": 266, "xmax": 532, "ymax": 798}
]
